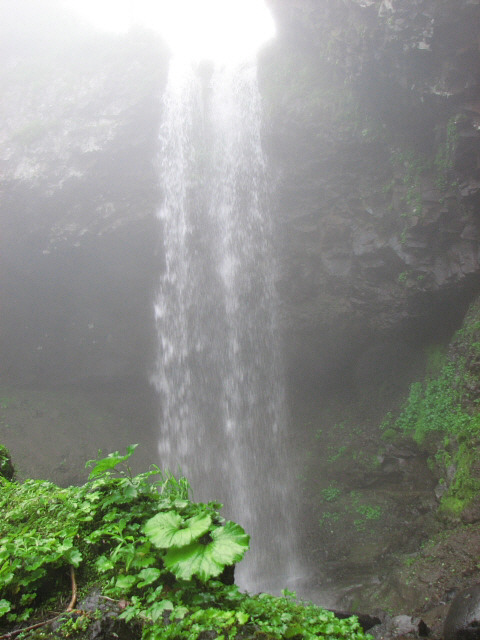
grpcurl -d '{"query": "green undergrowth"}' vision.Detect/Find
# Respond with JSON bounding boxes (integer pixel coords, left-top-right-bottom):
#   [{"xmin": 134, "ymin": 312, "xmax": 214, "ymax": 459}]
[
  {"xmin": 380, "ymin": 303, "xmax": 480, "ymax": 518},
  {"xmin": 0, "ymin": 444, "xmax": 13, "ymax": 480},
  {"xmin": 0, "ymin": 445, "xmax": 371, "ymax": 640}
]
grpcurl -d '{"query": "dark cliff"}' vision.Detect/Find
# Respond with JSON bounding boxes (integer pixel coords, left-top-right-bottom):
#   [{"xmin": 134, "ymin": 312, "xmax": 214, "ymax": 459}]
[
  {"xmin": 2, "ymin": 0, "xmax": 480, "ymax": 393},
  {"xmin": 263, "ymin": 0, "xmax": 480, "ymax": 390},
  {"xmin": 0, "ymin": 2, "xmax": 168, "ymax": 384}
]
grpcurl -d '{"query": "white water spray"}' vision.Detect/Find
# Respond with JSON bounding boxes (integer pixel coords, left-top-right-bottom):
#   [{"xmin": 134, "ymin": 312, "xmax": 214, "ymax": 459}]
[{"xmin": 151, "ymin": 56, "xmax": 297, "ymax": 592}]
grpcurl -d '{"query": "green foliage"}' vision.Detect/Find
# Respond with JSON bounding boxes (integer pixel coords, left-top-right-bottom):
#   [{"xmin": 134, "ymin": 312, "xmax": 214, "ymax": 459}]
[
  {"xmin": 0, "ymin": 446, "xmax": 371, "ymax": 640},
  {"xmin": 381, "ymin": 304, "xmax": 480, "ymax": 518},
  {"xmin": 434, "ymin": 115, "xmax": 465, "ymax": 190},
  {"xmin": 384, "ymin": 363, "xmax": 469, "ymax": 444},
  {"xmin": 321, "ymin": 483, "xmax": 342, "ymax": 503},
  {"xmin": 162, "ymin": 521, "xmax": 250, "ymax": 582},
  {"xmin": 136, "ymin": 586, "xmax": 370, "ymax": 640},
  {"xmin": 349, "ymin": 492, "xmax": 382, "ymax": 532},
  {"xmin": 391, "ymin": 149, "xmax": 428, "ymax": 214},
  {"xmin": 318, "ymin": 511, "xmax": 341, "ymax": 529},
  {"xmin": 327, "ymin": 445, "xmax": 347, "ymax": 463},
  {"xmin": 424, "ymin": 344, "xmax": 447, "ymax": 377},
  {"xmin": 0, "ymin": 447, "xmax": 247, "ymax": 628},
  {"xmin": 86, "ymin": 443, "xmax": 139, "ymax": 479},
  {"xmin": 0, "ymin": 444, "xmax": 13, "ymax": 480},
  {"xmin": 144, "ymin": 511, "xmax": 212, "ymax": 549}
]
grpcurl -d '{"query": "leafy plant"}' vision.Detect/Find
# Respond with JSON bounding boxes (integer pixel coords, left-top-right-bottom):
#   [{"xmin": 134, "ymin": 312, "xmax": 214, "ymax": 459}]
[
  {"xmin": 380, "ymin": 304, "xmax": 480, "ymax": 518},
  {"xmin": 0, "ymin": 445, "xmax": 373, "ymax": 640},
  {"xmin": 162, "ymin": 521, "xmax": 249, "ymax": 581},
  {"xmin": 321, "ymin": 483, "xmax": 341, "ymax": 503},
  {"xmin": 86, "ymin": 443, "xmax": 139, "ymax": 479}
]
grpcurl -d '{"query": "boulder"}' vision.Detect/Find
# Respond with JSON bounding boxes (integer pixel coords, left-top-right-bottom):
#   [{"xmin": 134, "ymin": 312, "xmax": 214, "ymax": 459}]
[{"xmin": 444, "ymin": 585, "xmax": 480, "ymax": 640}]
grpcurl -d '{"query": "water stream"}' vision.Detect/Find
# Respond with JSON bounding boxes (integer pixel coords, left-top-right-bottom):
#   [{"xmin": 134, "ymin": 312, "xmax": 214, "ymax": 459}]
[{"xmin": 151, "ymin": 56, "xmax": 297, "ymax": 593}]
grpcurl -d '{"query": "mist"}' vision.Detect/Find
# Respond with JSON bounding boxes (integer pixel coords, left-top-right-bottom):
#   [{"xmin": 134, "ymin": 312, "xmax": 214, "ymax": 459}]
[{"xmin": 2, "ymin": 0, "xmax": 480, "ymax": 616}]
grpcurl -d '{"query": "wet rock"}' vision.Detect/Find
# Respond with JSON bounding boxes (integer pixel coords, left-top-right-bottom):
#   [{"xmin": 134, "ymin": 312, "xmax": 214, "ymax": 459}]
[
  {"xmin": 461, "ymin": 498, "xmax": 480, "ymax": 524},
  {"xmin": 76, "ymin": 591, "xmax": 142, "ymax": 640},
  {"xmin": 260, "ymin": 0, "xmax": 480, "ymax": 392},
  {"xmin": 372, "ymin": 614, "xmax": 430, "ymax": 639},
  {"xmin": 331, "ymin": 609, "xmax": 382, "ymax": 632},
  {"xmin": 444, "ymin": 585, "xmax": 480, "ymax": 640}
]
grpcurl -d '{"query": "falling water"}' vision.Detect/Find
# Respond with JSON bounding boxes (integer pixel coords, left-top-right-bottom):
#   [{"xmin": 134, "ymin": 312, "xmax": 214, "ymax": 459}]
[{"xmin": 151, "ymin": 56, "xmax": 297, "ymax": 592}]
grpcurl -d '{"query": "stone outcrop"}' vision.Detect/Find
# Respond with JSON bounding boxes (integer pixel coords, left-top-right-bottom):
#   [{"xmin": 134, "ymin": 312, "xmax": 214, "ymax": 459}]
[
  {"xmin": 444, "ymin": 585, "xmax": 480, "ymax": 640},
  {"xmin": 2, "ymin": 0, "xmax": 480, "ymax": 390},
  {"xmin": 262, "ymin": 0, "xmax": 480, "ymax": 387},
  {"xmin": 0, "ymin": 2, "xmax": 168, "ymax": 383}
]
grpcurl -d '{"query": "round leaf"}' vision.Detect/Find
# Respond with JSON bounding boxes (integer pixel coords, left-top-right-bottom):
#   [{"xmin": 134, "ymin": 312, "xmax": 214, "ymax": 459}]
[
  {"xmin": 164, "ymin": 541, "xmax": 223, "ymax": 581},
  {"xmin": 164, "ymin": 521, "xmax": 249, "ymax": 581},
  {"xmin": 144, "ymin": 511, "xmax": 212, "ymax": 548},
  {"xmin": 210, "ymin": 521, "xmax": 250, "ymax": 566}
]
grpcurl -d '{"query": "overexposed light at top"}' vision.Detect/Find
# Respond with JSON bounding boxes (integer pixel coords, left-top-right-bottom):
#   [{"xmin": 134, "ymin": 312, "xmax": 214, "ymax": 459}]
[
  {"xmin": 63, "ymin": 0, "xmax": 132, "ymax": 34},
  {"xmin": 64, "ymin": 0, "xmax": 276, "ymax": 63}
]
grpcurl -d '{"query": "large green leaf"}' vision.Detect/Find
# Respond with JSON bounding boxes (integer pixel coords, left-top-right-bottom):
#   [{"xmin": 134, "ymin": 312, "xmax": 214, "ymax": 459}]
[
  {"xmin": 144, "ymin": 511, "xmax": 212, "ymax": 549},
  {"xmin": 209, "ymin": 521, "xmax": 250, "ymax": 566},
  {"xmin": 164, "ymin": 521, "xmax": 249, "ymax": 581}
]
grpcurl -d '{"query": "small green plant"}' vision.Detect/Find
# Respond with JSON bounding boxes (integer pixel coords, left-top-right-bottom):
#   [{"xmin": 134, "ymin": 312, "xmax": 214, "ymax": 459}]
[
  {"xmin": 391, "ymin": 362, "xmax": 470, "ymax": 443},
  {"xmin": 327, "ymin": 445, "xmax": 347, "ymax": 462},
  {"xmin": 434, "ymin": 115, "xmax": 465, "ymax": 190},
  {"xmin": 318, "ymin": 511, "xmax": 341, "ymax": 528},
  {"xmin": 0, "ymin": 445, "xmax": 13, "ymax": 480},
  {"xmin": 321, "ymin": 483, "xmax": 342, "ymax": 503},
  {"xmin": 349, "ymin": 492, "xmax": 382, "ymax": 531}
]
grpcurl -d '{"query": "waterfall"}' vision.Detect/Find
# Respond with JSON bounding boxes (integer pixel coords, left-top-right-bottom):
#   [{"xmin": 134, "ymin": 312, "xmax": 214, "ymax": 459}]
[{"xmin": 151, "ymin": 56, "xmax": 296, "ymax": 592}]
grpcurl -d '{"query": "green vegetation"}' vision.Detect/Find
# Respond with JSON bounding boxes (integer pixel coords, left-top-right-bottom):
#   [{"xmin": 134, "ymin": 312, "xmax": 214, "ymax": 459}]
[
  {"xmin": 380, "ymin": 304, "xmax": 480, "ymax": 518},
  {"xmin": 0, "ymin": 445, "xmax": 371, "ymax": 640},
  {"xmin": 387, "ymin": 114, "xmax": 464, "ymax": 247},
  {"xmin": 320, "ymin": 483, "xmax": 341, "ymax": 503},
  {"xmin": 392, "ymin": 149, "xmax": 428, "ymax": 218},
  {"xmin": 349, "ymin": 493, "xmax": 382, "ymax": 533},
  {"xmin": 434, "ymin": 115, "xmax": 465, "ymax": 190},
  {"xmin": 0, "ymin": 444, "xmax": 13, "ymax": 480},
  {"xmin": 380, "ymin": 362, "xmax": 469, "ymax": 445},
  {"xmin": 317, "ymin": 486, "xmax": 383, "ymax": 535}
]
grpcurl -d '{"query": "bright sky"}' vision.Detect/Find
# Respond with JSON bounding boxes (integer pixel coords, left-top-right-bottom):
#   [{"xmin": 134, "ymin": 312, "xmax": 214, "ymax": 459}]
[{"xmin": 63, "ymin": 0, "xmax": 276, "ymax": 63}]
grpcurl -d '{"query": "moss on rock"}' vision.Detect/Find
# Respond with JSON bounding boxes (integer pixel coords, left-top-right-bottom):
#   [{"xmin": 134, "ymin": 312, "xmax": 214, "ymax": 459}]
[{"xmin": 0, "ymin": 444, "xmax": 14, "ymax": 480}]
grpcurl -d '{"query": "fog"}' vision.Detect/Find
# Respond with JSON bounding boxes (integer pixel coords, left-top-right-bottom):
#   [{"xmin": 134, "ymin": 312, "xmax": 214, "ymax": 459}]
[{"xmin": 1, "ymin": 0, "xmax": 477, "ymax": 607}]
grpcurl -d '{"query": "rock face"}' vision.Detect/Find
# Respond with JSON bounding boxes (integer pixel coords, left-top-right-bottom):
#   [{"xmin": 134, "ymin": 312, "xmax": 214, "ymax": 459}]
[
  {"xmin": 0, "ymin": 2, "xmax": 168, "ymax": 384},
  {"xmin": 444, "ymin": 585, "xmax": 480, "ymax": 640},
  {"xmin": 2, "ymin": 0, "xmax": 480, "ymax": 391},
  {"xmin": 261, "ymin": 0, "xmax": 480, "ymax": 387}
]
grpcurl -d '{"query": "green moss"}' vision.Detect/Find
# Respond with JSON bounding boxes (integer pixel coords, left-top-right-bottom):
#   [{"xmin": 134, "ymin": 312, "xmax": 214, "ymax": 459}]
[
  {"xmin": 388, "ymin": 362, "xmax": 469, "ymax": 444},
  {"xmin": 381, "ymin": 298, "xmax": 480, "ymax": 519},
  {"xmin": 434, "ymin": 115, "xmax": 465, "ymax": 190},
  {"xmin": 437, "ymin": 496, "xmax": 465, "ymax": 518},
  {"xmin": 320, "ymin": 483, "xmax": 341, "ymax": 503},
  {"xmin": 0, "ymin": 445, "xmax": 13, "ymax": 481},
  {"xmin": 439, "ymin": 440, "xmax": 480, "ymax": 516}
]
